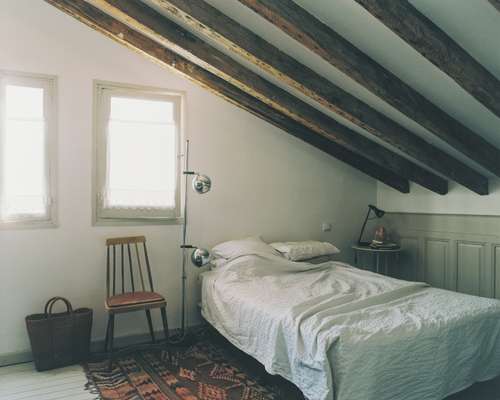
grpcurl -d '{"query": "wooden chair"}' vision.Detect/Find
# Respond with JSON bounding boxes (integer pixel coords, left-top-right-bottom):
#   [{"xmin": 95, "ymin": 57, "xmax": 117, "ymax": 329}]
[{"xmin": 104, "ymin": 236, "xmax": 169, "ymax": 364}]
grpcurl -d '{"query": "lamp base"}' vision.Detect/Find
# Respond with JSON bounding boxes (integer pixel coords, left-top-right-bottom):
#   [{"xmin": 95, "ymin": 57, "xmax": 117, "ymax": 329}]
[{"xmin": 357, "ymin": 241, "xmax": 371, "ymax": 247}]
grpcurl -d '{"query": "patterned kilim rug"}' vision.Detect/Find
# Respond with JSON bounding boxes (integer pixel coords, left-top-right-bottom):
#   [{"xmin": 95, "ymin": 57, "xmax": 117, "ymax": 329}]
[{"xmin": 84, "ymin": 331, "xmax": 305, "ymax": 400}]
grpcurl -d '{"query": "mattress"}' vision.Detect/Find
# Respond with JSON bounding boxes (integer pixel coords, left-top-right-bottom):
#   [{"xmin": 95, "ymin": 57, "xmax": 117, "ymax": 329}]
[{"xmin": 201, "ymin": 253, "xmax": 500, "ymax": 400}]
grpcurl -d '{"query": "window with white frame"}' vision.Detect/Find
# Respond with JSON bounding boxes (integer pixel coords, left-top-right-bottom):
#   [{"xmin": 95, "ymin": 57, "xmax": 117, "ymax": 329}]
[
  {"xmin": 0, "ymin": 72, "xmax": 56, "ymax": 226},
  {"xmin": 94, "ymin": 82, "xmax": 182, "ymax": 223}
]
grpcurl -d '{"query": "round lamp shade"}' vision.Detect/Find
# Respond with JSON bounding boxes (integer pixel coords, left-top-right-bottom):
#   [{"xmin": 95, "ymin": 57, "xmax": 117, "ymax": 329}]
[
  {"xmin": 192, "ymin": 174, "xmax": 211, "ymax": 194},
  {"xmin": 191, "ymin": 248, "xmax": 211, "ymax": 267}
]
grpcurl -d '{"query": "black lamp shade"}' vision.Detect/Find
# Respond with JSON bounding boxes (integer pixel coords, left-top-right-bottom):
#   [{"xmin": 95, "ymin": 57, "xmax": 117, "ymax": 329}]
[
  {"xmin": 358, "ymin": 205, "xmax": 386, "ymax": 246},
  {"xmin": 369, "ymin": 204, "xmax": 385, "ymax": 218}
]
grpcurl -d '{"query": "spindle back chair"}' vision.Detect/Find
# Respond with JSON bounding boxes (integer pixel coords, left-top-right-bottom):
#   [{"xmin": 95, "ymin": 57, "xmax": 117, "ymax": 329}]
[
  {"xmin": 104, "ymin": 236, "xmax": 169, "ymax": 365},
  {"xmin": 106, "ymin": 236, "xmax": 155, "ymax": 298}
]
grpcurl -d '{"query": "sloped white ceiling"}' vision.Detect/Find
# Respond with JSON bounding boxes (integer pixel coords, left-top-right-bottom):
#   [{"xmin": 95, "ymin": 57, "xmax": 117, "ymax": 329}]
[{"xmin": 152, "ymin": 0, "xmax": 500, "ymax": 179}]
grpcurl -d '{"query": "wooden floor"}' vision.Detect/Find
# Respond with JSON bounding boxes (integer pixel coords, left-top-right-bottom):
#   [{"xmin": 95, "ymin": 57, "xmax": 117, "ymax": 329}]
[
  {"xmin": 0, "ymin": 362, "xmax": 93, "ymax": 400},
  {"xmin": 1, "ymin": 359, "xmax": 500, "ymax": 400}
]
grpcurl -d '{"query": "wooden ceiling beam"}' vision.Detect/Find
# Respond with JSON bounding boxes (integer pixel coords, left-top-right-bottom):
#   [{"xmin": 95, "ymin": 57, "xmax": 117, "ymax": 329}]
[
  {"xmin": 238, "ymin": 0, "xmax": 500, "ymax": 179},
  {"xmin": 148, "ymin": 0, "xmax": 488, "ymax": 195},
  {"xmin": 355, "ymin": 0, "xmax": 500, "ymax": 119},
  {"xmin": 81, "ymin": 0, "xmax": 448, "ymax": 194},
  {"xmin": 44, "ymin": 0, "xmax": 410, "ymax": 193},
  {"xmin": 489, "ymin": 0, "xmax": 500, "ymax": 13}
]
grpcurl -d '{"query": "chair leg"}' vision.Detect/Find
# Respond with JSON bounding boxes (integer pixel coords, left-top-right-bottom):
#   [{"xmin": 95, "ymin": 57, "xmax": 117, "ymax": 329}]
[
  {"xmin": 160, "ymin": 306, "xmax": 170, "ymax": 362},
  {"xmin": 160, "ymin": 307, "xmax": 169, "ymax": 342},
  {"xmin": 146, "ymin": 309, "xmax": 155, "ymax": 343},
  {"xmin": 104, "ymin": 314, "xmax": 112, "ymax": 352},
  {"xmin": 108, "ymin": 314, "xmax": 115, "ymax": 370}
]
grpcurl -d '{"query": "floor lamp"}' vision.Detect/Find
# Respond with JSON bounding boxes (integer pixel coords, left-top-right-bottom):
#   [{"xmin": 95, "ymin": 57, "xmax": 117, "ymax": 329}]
[{"xmin": 172, "ymin": 139, "xmax": 212, "ymax": 344}]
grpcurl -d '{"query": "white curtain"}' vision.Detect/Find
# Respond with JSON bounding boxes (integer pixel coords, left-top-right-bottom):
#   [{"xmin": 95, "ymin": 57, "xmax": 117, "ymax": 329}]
[{"xmin": 102, "ymin": 96, "xmax": 178, "ymax": 212}]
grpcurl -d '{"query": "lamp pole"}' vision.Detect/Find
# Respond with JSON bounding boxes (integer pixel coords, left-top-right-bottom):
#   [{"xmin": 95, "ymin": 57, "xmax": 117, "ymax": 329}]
[
  {"xmin": 171, "ymin": 140, "xmax": 212, "ymax": 345},
  {"xmin": 179, "ymin": 139, "xmax": 191, "ymax": 340},
  {"xmin": 357, "ymin": 207, "xmax": 373, "ymax": 246}
]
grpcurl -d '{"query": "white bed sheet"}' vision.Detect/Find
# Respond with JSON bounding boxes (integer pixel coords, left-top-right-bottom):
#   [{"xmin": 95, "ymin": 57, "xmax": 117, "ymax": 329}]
[{"xmin": 201, "ymin": 253, "xmax": 500, "ymax": 400}]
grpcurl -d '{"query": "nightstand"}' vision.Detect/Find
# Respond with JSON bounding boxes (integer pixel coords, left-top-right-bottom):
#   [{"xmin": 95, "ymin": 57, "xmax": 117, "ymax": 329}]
[{"xmin": 352, "ymin": 245, "xmax": 401, "ymax": 275}]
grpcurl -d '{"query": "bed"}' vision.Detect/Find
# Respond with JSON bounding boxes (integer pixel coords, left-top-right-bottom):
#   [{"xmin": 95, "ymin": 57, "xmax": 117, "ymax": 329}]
[{"xmin": 200, "ymin": 251, "xmax": 500, "ymax": 400}]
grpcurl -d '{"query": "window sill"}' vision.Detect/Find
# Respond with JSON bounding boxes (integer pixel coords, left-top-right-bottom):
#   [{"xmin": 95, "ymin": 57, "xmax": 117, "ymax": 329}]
[
  {"xmin": 0, "ymin": 219, "xmax": 58, "ymax": 230},
  {"xmin": 93, "ymin": 216, "xmax": 184, "ymax": 227}
]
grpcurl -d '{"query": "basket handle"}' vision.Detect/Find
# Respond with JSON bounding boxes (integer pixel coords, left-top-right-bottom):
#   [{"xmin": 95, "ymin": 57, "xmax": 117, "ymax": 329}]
[
  {"xmin": 43, "ymin": 297, "xmax": 60, "ymax": 315},
  {"xmin": 45, "ymin": 297, "xmax": 73, "ymax": 317}
]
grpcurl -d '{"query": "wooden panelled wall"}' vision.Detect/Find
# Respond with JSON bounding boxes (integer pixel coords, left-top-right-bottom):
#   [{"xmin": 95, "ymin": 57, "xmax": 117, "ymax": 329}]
[{"xmin": 378, "ymin": 213, "xmax": 500, "ymax": 299}]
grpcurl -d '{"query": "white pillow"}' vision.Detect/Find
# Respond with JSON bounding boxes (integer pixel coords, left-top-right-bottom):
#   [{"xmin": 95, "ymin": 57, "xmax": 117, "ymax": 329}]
[
  {"xmin": 301, "ymin": 255, "xmax": 335, "ymax": 264},
  {"xmin": 209, "ymin": 257, "xmax": 228, "ymax": 269},
  {"xmin": 270, "ymin": 240, "xmax": 340, "ymax": 261},
  {"xmin": 211, "ymin": 236, "xmax": 280, "ymax": 260}
]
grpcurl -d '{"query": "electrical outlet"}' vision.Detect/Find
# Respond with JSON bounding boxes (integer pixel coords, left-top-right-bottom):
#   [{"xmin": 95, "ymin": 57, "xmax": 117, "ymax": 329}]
[{"xmin": 322, "ymin": 222, "xmax": 332, "ymax": 232}]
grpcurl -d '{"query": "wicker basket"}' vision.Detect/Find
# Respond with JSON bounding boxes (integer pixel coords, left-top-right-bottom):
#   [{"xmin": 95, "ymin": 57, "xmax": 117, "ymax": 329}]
[{"xmin": 26, "ymin": 297, "xmax": 92, "ymax": 371}]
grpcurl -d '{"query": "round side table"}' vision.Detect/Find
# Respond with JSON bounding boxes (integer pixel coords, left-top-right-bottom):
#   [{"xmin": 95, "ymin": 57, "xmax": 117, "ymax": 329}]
[{"xmin": 352, "ymin": 245, "xmax": 401, "ymax": 275}]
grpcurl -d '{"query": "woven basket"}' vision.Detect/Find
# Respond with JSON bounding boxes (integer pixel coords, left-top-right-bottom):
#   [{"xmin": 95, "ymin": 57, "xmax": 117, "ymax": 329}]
[{"xmin": 26, "ymin": 297, "xmax": 92, "ymax": 371}]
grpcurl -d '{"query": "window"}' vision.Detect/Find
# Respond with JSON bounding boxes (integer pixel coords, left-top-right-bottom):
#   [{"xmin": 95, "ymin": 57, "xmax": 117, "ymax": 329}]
[
  {"xmin": 0, "ymin": 71, "xmax": 57, "ymax": 227},
  {"xmin": 94, "ymin": 82, "xmax": 182, "ymax": 223}
]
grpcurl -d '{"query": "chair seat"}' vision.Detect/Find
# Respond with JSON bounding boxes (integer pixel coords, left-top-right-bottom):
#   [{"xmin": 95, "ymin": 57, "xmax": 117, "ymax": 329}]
[{"xmin": 106, "ymin": 291, "xmax": 165, "ymax": 308}]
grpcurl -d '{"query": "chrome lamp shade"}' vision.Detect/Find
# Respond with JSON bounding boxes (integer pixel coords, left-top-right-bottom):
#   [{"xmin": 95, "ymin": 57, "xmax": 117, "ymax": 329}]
[
  {"xmin": 192, "ymin": 174, "xmax": 211, "ymax": 194},
  {"xmin": 191, "ymin": 247, "xmax": 211, "ymax": 267}
]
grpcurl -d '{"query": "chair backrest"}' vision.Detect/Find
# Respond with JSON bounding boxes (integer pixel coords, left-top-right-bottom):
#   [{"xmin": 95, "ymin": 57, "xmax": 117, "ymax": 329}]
[{"xmin": 105, "ymin": 236, "xmax": 154, "ymax": 298}]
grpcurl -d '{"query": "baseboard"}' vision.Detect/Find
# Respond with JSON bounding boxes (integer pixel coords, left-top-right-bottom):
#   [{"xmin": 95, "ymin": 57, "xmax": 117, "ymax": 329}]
[
  {"xmin": 0, "ymin": 327, "xmax": 193, "ymax": 368},
  {"xmin": 0, "ymin": 351, "xmax": 33, "ymax": 367}
]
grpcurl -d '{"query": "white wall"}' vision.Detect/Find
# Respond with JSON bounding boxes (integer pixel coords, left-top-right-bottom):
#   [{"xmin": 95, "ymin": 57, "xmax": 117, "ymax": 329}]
[{"xmin": 0, "ymin": 0, "xmax": 376, "ymax": 360}]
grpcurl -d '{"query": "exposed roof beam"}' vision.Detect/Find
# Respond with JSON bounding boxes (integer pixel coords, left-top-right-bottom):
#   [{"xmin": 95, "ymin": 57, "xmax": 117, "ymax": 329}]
[
  {"xmin": 354, "ymin": 0, "xmax": 500, "ymax": 120},
  {"xmin": 148, "ymin": 0, "xmax": 488, "ymax": 195},
  {"xmin": 238, "ymin": 0, "xmax": 500, "ymax": 178},
  {"xmin": 489, "ymin": 0, "xmax": 500, "ymax": 13},
  {"xmin": 44, "ymin": 0, "xmax": 410, "ymax": 193},
  {"xmin": 82, "ymin": 0, "xmax": 447, "ymax": 194}
]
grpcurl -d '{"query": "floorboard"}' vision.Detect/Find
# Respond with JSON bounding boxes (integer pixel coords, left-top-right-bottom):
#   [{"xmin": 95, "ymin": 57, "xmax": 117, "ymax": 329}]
[{"xmin": 0, "ymin": 363, "xmax": 93, "ymax": 400}]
